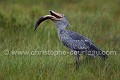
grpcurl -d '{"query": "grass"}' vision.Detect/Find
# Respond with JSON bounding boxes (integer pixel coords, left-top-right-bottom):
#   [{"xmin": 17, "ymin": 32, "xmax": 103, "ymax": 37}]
[{"xmin": 0, "ymin": 0, "xmax": 120, "ymax": 80}]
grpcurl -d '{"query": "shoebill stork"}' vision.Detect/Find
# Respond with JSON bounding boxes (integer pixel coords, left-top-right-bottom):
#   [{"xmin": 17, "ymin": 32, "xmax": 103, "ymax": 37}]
[{"xmin": 34, "ymin": 10, "xmax": 108, "ymax": 69}]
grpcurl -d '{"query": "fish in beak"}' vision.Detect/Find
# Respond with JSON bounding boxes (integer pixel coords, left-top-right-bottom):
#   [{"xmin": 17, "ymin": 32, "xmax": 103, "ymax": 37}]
[{"xmin": 34, "ymin": 10, "xmax": 63, "ymax": 31}]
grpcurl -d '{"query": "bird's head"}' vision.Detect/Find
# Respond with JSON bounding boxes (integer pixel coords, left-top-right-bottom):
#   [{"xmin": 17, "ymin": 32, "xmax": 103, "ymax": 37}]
[{"xmin": 34, "ymin": 10, "xmax": 71, "ymax": 31}]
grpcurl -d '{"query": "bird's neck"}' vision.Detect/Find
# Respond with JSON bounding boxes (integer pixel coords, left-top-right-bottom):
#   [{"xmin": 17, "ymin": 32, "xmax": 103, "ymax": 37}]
[
  {"xmin": 57, "ymin": 25, "xmax": 67, "ymax": 29},
  {"xmin": 57, "ymin": 27, "xmax": 66, "ymax": 35},
  {"xmin": 58, "ymin": 27, "xmax": 66, "ymax": 31}
]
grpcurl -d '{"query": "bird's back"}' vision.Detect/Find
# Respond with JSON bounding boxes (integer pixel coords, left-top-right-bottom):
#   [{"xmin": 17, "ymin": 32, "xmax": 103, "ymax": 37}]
[{"xmin": 58, "ymin": 29, "xmax": 108, "ymax": 59}]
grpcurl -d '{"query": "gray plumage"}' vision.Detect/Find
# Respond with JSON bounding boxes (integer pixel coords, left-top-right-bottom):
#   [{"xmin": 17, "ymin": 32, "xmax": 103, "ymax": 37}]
[{"xmin": 34, "ymin": 10, "xmax": 108, "ymax": 69}]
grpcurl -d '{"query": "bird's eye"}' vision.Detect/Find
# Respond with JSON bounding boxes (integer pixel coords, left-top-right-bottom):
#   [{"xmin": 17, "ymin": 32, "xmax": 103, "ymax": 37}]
[
  {"xmin": 64, "ymin": 16, "xmax": 67, "ymax": 18},
  {"xmin": 62, "ymin": 14, "xmax": 66, "ymax": 18}
]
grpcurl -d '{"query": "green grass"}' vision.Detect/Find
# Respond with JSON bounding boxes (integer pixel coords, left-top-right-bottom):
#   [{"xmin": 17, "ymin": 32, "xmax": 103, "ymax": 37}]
[{"xmin": 0, "ymin": 0, "xmax": 120, "ymax": 80}]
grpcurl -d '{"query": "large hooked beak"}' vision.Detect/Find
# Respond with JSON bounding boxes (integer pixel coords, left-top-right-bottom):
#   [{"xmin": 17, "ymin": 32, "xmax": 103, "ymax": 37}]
[{"xmin": 34, "ymin": 10, "xmax": 63, "ymax": 31}]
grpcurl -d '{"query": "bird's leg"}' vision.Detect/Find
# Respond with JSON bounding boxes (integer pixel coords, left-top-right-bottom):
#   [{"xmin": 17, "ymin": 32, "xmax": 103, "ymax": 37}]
[{"xmin": 75, "ymin": 53, "xmax": 80, "ymax": 70}]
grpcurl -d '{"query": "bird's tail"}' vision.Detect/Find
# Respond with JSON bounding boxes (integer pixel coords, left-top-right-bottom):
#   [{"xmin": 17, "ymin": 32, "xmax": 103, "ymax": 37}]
[{"xmin": 97, "ymin": 50, "xmax": 108, "ymax": 59}]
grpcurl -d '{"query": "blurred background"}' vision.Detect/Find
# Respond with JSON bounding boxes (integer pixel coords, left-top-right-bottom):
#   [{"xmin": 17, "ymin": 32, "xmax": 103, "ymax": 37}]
[{"xmin": 0, "ymin": 0, "xmax": 120, "ymax": 80}]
